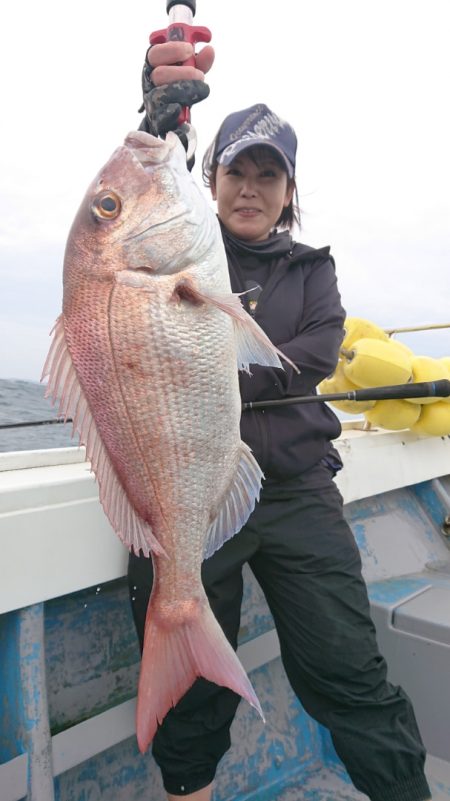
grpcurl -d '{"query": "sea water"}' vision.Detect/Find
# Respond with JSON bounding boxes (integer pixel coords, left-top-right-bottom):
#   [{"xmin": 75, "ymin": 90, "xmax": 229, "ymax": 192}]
[{"xmin": 0, "ymin": 378, "xmax": 74, "ymax": 453}]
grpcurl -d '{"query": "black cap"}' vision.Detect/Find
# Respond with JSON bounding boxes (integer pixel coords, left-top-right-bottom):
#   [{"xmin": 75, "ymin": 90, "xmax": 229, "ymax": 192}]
[{"xmin": 216, "ymin": 104, "xmax": 297, "ymax": 178}]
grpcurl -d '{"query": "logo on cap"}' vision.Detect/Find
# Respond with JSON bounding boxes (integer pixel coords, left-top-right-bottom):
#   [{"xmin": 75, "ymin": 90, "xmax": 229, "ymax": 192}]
[{"xmin": 216, "ymin": 104, "xmax": 296, "ymax": 177}]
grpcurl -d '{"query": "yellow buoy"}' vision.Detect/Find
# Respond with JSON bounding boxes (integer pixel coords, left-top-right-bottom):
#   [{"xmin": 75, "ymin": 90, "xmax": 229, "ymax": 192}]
[
  {"xmin": 389, "ymin": 338, "xmax": 414, "ymax": 358},
  {"xmin": 364, "ymin": 400, "xmax": 421, "ymax": 431},
  {"xmin": 406, "ymin": 356, "xmax": 449, "ymax": 405},
  {"xmin": 440, "ymin": 357, "xmax": 450, "ymax": 374},
  {"xmin": 343, "ymin": 338, "xmax": 413, "ymax": 388},
  {"xmin": 319, "ymin": 360, "xmax": 376, "ymax": 413},
  {"xmin": 411, "ymin": 402, "xmax": 450, "ymax": 436},
  {"xmin": 342, "ymin": 317, "xmax": 389, "ymax": 350}
]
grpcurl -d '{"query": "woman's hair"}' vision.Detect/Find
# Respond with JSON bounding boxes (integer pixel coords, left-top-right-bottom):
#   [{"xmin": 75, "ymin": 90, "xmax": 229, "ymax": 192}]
[{"xmin": 202, "ymin": 135, "xmax": 301, "ymax": 231}]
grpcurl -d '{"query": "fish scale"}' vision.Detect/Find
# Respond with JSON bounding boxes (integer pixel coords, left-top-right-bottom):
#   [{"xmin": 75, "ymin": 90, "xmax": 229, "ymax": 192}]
[{"xmin": 109, "ymin": 280, "xmax": 235, "ymax": 523}]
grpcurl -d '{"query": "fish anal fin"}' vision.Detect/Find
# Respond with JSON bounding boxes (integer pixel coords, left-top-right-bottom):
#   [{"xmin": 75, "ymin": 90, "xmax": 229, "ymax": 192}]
[
  {"xmin": 41, "ymin": 316, "xmax": 165, "ymax": 557},
  {"xmin": 203, "ymin": 441, "xmax": 263, "ymax": 561}
]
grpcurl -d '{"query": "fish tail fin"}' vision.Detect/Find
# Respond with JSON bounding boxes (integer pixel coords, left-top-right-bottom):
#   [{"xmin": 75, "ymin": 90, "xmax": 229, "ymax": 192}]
[{"xmin": 136, "ymin": 594, "xmax": 263, "ymax": 753}]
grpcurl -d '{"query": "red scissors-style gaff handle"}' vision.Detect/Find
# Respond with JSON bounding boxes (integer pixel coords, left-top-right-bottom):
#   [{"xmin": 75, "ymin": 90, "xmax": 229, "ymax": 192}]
[{"xmin": 150, "ymin": 3, "xmax": 211, "ymax": 125}]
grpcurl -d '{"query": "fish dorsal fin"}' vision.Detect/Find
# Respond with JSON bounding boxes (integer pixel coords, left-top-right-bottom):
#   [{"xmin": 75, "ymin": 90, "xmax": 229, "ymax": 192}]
[
  {"xmin": 41, "ymin": 316, "xmax": 165, "ymax": 557},
  {"xmin": 172, "ymin": 279, "xmax": 299, "ymax": 375},
  {"xmin": 203, "ymin": 441, "xmax": 263, "ymax": 560}
]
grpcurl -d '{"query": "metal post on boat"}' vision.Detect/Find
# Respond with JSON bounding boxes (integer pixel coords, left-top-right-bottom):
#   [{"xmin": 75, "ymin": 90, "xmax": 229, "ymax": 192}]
[{"xmin": 18, "ymin": 604, "xmax": 55, "ymax": 801}]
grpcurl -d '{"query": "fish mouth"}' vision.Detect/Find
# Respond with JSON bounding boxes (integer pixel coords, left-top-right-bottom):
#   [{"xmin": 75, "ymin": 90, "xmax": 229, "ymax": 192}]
[
  {"xmin": 119, "ymin": 131, "xmax": 193, "ymax": 256},
  {"xmin": 123, "ymin": 131, "xmax": 175, "ymax": 172}
]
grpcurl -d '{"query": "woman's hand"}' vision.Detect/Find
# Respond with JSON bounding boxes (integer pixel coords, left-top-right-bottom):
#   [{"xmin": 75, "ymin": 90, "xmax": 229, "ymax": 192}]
[
  {"xmin": 148, "ymin": 41, "xmax": 215, "ymax": 85},
  {"xmin": 140, "ymin": 41, "xmax": 215, "ymax": 166}
]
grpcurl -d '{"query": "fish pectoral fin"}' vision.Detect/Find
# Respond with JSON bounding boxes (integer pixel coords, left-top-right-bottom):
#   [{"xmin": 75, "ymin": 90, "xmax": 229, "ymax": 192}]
[
  {"xmin": 41, "ymin": 315, "xmax": 165, "ymax": 558},
  {"xmin": 171, "ymin": 282, "xmax": 299, "ymax": 375},
  {"xmin": 136, "ymin": 591, "xmax": 263, "ymax": 753},
  {"xmin": 203, "ymin": 441, "xmax": 263, "ymax": 561}
]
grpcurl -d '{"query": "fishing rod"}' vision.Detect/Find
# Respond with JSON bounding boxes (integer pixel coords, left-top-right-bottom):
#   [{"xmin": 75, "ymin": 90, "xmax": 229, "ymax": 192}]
[
  {"xmin": 2, "ymin": 381, "xmax": 449, "ymax": 429},
  {"xmin": 242, "ymin": 379, "xmax": 450, "ymax": 411},
  {"xmin": 150, "ymin": 0, "xmax": 211, "ymax": 125},
  {"xmin": 0, "ymin": 417, "xmax": 70, "ymax": 431}
]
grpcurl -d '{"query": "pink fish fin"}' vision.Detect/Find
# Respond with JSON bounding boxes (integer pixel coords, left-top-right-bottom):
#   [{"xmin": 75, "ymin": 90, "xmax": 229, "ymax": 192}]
[
  {"xmin": 41, "ymin": 316, "xmax": 166, "ymax": 558},
  {"xmin": 203, "ymin": 441, "xmax": 263, "ymax": 560},
  {"xmin": 174, "ymin": 279, "xmax": 300, "ymax": 373},
  {"xmin": 136, "ymin": 593, "xmax": 264, "ymax": 753},
  {"xmin": 172, "ymin": 281, "xmax": 299, "ymax": 375}
]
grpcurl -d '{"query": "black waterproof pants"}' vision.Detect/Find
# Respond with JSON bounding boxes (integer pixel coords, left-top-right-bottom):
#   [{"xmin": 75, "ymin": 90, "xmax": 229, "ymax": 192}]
[{"xmin": 128, "ymin": 464, "xmax": 430, "ymax": 801}]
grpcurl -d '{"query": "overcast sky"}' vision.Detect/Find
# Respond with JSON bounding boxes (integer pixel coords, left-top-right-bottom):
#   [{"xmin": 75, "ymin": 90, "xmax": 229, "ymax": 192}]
[{"xmin": 1, "ymin": 0, "xmax": 449, "ymax": 381}]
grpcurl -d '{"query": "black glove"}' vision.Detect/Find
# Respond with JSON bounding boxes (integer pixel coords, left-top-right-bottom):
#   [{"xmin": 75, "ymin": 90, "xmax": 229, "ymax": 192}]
[{"xmin": 139, "ymin": 55, "xmax": 210, "ymax": 168}]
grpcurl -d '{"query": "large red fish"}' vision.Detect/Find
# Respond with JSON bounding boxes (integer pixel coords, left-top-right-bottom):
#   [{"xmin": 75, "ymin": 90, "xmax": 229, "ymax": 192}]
[{"xmin": 43, "ymin": 131, "xmax": 293, "ymax": 751}]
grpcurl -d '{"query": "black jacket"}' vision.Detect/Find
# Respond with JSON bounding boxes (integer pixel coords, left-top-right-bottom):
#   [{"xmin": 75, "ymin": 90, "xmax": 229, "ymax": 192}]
[{"xmin": 222, "ymin": 226, "xmax": 346, "ymax": 479}]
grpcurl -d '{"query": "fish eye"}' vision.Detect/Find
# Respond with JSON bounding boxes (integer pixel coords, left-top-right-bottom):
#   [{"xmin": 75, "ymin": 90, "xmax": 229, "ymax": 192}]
[{"xmin": 91, "ymin": 190, "xmax": 122, "ymax": 220}]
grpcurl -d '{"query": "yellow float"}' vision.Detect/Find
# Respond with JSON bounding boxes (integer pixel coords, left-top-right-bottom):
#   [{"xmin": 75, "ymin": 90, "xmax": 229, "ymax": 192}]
[
  {"xmin": 342, "ymin": 317, "xmax": 389, "ymax": 349},
  {"xmin": 319, "ymin": 360, "xmax": 376, "ymax": 413},
  {"xmin": 405, "ymin": 356, "xmax": 449, "ymax": 405},
  {"xmin": 342, "ymin": 337, "xmax": 413, "ymax": 388},
  {"xmin": 411, "ymin": 402, "xmax": 450, "ymax": 436},
  {"xmin": 323, "ymin": 316, "xmax": 449, "ymax": 433},
  {"xmin": 389, "ymin": 339, "xmax": 414, "ymax": 358},
  {"xmin": 364, "ymin": 400, "xmax": 421, "ymax": 431}
]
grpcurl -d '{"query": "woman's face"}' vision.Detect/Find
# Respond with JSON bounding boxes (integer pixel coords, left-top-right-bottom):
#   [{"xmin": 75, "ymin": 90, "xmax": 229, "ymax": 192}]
[{"xmin": 211, "ymin": 148, "xmax": 294, "ymax": 242}]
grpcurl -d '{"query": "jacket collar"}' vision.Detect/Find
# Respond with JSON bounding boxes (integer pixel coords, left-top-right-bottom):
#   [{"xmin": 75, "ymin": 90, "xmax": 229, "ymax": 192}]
[
  {"xmin": 219, "ymin": 220, "xmax": 330, "ymax": 264},
  {"xmin": 219, "ymin": 221, "xmax": 293, "ymax": 260}
]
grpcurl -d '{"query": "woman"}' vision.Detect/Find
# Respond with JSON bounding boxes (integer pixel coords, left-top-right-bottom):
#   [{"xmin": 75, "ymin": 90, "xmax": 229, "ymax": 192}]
[{"xmin": 128, "ymin": 40, "xmax": 431, "ymax": 801}]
